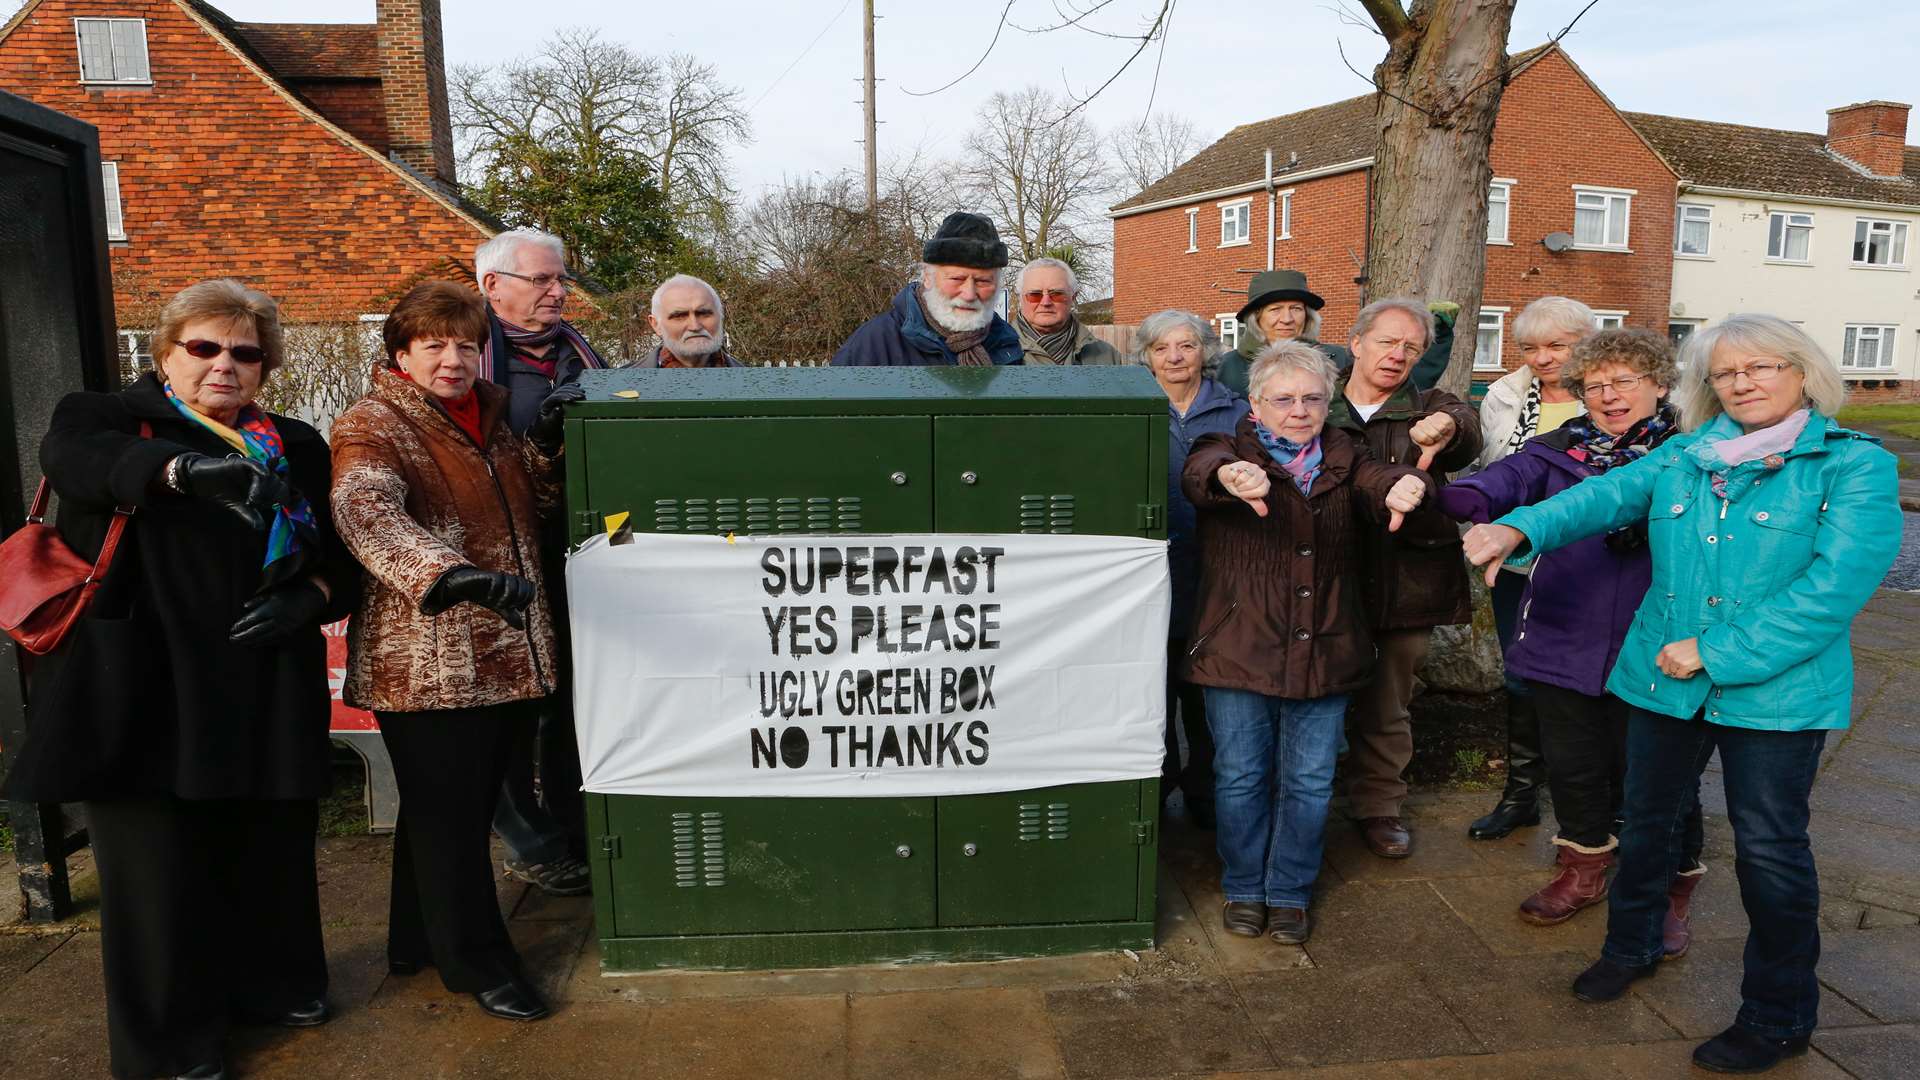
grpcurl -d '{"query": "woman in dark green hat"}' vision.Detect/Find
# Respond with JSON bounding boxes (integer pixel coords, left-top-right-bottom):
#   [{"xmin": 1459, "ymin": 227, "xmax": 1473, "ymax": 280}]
[{"xmin": 1220, "ymin": 270, "xmax": 1454, "ymax": 396}]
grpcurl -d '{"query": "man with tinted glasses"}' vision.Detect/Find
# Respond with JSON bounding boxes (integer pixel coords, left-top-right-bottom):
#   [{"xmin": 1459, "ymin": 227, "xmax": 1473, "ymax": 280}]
[{"xmin": 1013, "ymin": 258, "xmax": 1119, "ymax": 366}]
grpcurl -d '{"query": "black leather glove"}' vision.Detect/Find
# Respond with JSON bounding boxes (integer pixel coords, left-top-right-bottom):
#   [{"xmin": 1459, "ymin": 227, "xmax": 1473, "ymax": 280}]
[
  {"xmin": 423, "ymin": 566, "xmax": 535, "ymax": 630},
  {"xmin": 527, "ymin": 382, "xmax": 584, "ymax": 456},
  {"xmin": 228, "ymin": 580, "xmax": 328, "ymax": 646},
  {"xmin": 173, "ymin": 453, "xmax": 291, "ymax": 532}
]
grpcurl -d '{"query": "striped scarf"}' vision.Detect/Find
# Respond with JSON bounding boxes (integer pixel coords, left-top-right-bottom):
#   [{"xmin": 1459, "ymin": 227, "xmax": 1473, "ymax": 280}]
[
  {"xmin": 1017, "ymin": 311, "xmax": 1080, "ymax": 365},
  {"xmin": 1504, "ymin": 377, "xmax": 1543, "ymax": 456},
  {"xmin": 162, "ymin": 383, "xmax": 316, "ymax": 581},
  {"xmin": 480, "ymin": 309, "xmax": 606, "ymax": 382}
]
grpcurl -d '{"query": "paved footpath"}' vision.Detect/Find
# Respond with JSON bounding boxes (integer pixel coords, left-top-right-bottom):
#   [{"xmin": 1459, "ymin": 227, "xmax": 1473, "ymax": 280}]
[{"xmin": 4, "ymin": 593, "xmax": 1919, "ymax": 1079}]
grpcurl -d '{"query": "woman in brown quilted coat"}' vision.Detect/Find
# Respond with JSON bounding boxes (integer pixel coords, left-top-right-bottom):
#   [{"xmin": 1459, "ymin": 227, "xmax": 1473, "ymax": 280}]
[{"xmin": 331, "ymin": 281, "xmax": 573, "ymax": 1023}]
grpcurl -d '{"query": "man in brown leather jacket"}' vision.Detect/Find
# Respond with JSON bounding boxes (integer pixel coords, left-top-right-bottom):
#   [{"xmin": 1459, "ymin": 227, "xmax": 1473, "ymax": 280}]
[{"xmin": 1326, "ymin": 298, "xmax": 1483, "ymax": 860}]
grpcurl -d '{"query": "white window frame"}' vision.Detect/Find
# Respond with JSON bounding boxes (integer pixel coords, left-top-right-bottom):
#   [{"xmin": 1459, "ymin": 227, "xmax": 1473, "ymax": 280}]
[
  {"xmin": 100, "ymin": 161, "xmax": 126, "ymax": 241},
  {"xmin": 1841, "ymin": 324, "xmax": 1898, "ymax": 371},
  {"xmin": 1184, "ymin": 207, "xmax": 1198, "ymax": 254},
  {"xmin": 1851, "ymin": 217, "xmax": 1910, "ymax": 270},
  {"xmin": 1571, "ymin": 185, "xmax": 1634, "ymax": 251},
  {"xmin": 1766, "ymin": 211, "xmax": 1815, "ymax": 264},
  {"xmin": 119, "ymin": 329, "xmax": 152, "ymax": 370},
  {"xmin": 1592, "ymin": 310, "xmax": 1628, "ymax": 330},
  {"xmin": 1674, "ymin": 202, "xmax": 1712, "ymax": 258},
  {"xmin": 1277, "ymin": 189, "xmax": 1293, "ymax": 240},
  {"xmin": 1218, "ymin": 198, "xmax": 1252, "ymax": 248},
  {"xmin": 1214, "ymin": 313, "xmax": 1240, "ymax": 351},
  {"xmin": 1487, "ymin": 179, "xmax": 1514, "ymax": 245},
  {"xmin": 73, "ymin": 17, "xmax": 151, "ymax": 85},
  {"xmin": 1474, "ymin": 307, "xmax": 1508, "ymax": 372}
]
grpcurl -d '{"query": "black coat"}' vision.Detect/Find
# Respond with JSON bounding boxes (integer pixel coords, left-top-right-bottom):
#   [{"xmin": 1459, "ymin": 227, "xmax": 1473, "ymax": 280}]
[{"xmin": 2, "ymin": 374, "xmax": 359, "ymax": 802}]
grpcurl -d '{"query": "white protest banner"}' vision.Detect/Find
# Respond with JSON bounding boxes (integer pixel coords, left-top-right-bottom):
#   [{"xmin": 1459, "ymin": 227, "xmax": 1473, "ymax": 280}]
[{"xmin": 568, "ymin": 532, "xmax": 1168, "ymax": 797}]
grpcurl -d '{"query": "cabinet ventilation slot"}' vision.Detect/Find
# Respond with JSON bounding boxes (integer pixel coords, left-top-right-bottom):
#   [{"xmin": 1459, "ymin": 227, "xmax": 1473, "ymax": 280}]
[
  {"xmin": 1016, "ymin": 802, "xmax": 1071, "ymax": 841},
  {"xmin": 670, "ymin": 810, "xmax": 727, "ymax": 887},
  {"xmin": 654, "ymin": 496, "xmax": 862, "ymax": 534},
  {"xmin": 1018, "ymin": 494, "xmax": 1076, "ymax": 534}
]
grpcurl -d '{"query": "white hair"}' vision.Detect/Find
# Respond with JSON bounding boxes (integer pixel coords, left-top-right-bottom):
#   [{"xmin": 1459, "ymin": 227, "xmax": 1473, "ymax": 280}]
[
  {"xmin": 651, "ymin": 274, "xmax": 724, "ymax": 320},
  {"xmin": 1248, "ymin": 340, "xmax": 1341, "ymax": 401},
  {"xmin": 474, "ymin": 228, "xmax": 566, "ymax": 288},
  {"xmin": 1130, "ymin": 309, "xmax": 1221, "ymax": 377},
  {"xmin": 1350, "ymin": 297, "xmax": 1434, "ymax": 350},
  {"xmin": 1675, "ymin": 313, "xmax": 1847, "ymax": 431},
  {"xmin": 1513, "ymin": 295, "xmax": 1598, "ymax": 345},
  {"xmin": 1016, "ymin": 257, "xmax": 1079, "ymax": 297}
]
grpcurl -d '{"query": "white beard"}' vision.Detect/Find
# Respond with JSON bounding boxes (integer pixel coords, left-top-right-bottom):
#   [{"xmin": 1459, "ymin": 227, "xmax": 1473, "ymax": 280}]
[
  {"xmin": 669, "ymin": 326, "xmax": 724, "ymax": 359},
  {"xmin": 922, "ymin": 286, "xmax": 995, "ymax": 333}
]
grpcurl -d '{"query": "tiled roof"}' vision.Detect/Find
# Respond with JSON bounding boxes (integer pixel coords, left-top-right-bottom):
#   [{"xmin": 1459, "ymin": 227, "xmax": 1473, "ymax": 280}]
[
  {"xmin": 234, "ymin": 22, "xmax": 380, "ymax": 81},
  {"xmin": 1624, "ymin": 111, "xmax": 1920, "ymax": 210},
  {"xmin": 1113, "ymin": 44, "xmax": 1557, "ymax": 213}
]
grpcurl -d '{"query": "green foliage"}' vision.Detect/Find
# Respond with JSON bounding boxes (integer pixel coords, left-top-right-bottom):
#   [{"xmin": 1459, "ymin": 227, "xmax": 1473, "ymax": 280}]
[{"xmin": 466, "ymin": 134, "xmax": 676, "ymax": 294}]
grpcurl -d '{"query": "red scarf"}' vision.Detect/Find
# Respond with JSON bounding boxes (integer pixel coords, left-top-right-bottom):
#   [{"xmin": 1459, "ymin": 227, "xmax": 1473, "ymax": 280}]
[{"xmin": 397, "ymin": 367, "xmax": 485, "ymax": 446}]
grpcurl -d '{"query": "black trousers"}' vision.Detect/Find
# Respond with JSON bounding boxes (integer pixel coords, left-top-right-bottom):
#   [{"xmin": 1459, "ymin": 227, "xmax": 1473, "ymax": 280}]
[
  {"xmin": 1530, "ymin": 681, "xmax": 1702, "ymax": 863},
  {"xmin": 86, "ymin": 797, "xmax": 325, "ymax": 1079},
  {"xmin": 1163, "ymin": 638, "xmax": 1215, "ymax": 806},
  {"xmin": 378, "ymin": 698, "xmax": 538, "ymax": 992}
]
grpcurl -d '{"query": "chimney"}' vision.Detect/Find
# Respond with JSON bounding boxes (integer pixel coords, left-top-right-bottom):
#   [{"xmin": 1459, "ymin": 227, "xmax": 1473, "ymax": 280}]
[
  {"xmin": 1826, "ymin": 100, "xmax": 1910, "ymax": 178},
  {"xmin": 375, "ymin": 0, "xmax": 457, "ymax": 189}
]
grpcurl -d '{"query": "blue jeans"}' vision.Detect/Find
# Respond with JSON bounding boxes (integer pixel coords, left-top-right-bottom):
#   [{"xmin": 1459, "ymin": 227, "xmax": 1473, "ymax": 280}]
[
  {"xmin": 1605, "ymin": 708, "xmax": 1828, "ymax": 1039},
  {"xmin": 1204, "ymin": 687, "xmax": 1349, "ymax": 908}
]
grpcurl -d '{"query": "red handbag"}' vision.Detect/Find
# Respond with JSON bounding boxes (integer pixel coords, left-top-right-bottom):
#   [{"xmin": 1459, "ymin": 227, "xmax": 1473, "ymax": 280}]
[{"xmin": 0, "ymin": 422, "xmax": 149, "ymax": 655}]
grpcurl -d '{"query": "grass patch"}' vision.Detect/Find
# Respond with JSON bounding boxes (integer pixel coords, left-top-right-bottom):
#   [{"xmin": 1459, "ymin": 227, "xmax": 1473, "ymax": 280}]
[
  {"xmin": 1839, "ymin": 404, "xmax": 1920, "ymax": 441},
  {"xmin": 319, "ymin": 744, "xmax": 372, "ymax": 838}
]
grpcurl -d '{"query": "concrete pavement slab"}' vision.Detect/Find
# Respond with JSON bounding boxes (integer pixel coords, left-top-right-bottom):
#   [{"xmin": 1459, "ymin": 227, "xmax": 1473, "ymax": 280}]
[
  {"xmin": 1626, "ymin": 937, "xmax": 1877, "ymax": 1037},
  {"xmin": 0, "ymin": 930, "xmax": 71, "ymax": 983},
  {"xmin": 1230, "ymin": 963, "xmax": 1483, "ymax": 1067},
  {"xmin": 1044, "ymin": 977, "xmax": 1276, "ymax": 1078},
  {"xmin": 1322, "ymin": 809, "xmax": 1509, "ymax": 884},
  {"xmin": 848, "ymin": 987, "xmax": 1064, "ymax": 1080},
  {"xmin": 1424, "ymin": 873, "xmax": 1610, "ymax": 957},
  {"xmin": 1816, "ymin": 926, "xmax": 1920, "ymax": 1022},
  {"xmin": 1809, "ymin": 1023, "xmax": 1920, "ymax": 1080},
  {"xmin": 1809, "ymin": 816, "xmax": 1920, "ymax": 899},
  {"xmin": 1201, "ymin": 1036, "xmax": 1853, "ymax": 1078},
  {"xmin": 1419, "ymin": 951, "xmax": 1680, "ymax": 1053},
  {"xmin": 1299, "ymin": 880, "xmax": 1495, "ymax": 970},
  {"xmin": 624, "ymin": 993, "xmax": 847, "ymax": 1080}
]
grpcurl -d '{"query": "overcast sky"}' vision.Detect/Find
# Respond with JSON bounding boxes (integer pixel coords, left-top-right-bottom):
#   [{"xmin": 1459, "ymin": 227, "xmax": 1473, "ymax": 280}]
[{"xmin": 45, "ymin": 1, "xmax": 1920, "ymax": 204}]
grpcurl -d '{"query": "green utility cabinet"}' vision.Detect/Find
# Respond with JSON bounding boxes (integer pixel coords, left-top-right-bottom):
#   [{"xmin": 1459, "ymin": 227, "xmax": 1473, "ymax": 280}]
[{"xmin": 564, "ymin": 366, "xmax": 1168, "ymax": 970}]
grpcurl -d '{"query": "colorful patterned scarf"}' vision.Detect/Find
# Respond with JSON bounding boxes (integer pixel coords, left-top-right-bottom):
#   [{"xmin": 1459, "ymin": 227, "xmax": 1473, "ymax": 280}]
[
  {"xmin": 162, "ymin": 383, "xmax": 316, "ymax": 580},
  {"xmin": 480, "ymin": 309, "xmax": 606, "ymax": 383},
  {"xmin": 1562, "ymin": 400, "xmax": 1678, "ymax": 473},
  {"xmin": 1253, "ymin": 425, "xmax": 1325, "ymax": 495}
]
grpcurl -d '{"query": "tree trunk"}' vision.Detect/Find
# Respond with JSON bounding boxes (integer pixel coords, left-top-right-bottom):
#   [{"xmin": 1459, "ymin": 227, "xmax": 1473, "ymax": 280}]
[{"xmin": 1363, "ymin": 0, "xmax": 1519, "ymax": 397}]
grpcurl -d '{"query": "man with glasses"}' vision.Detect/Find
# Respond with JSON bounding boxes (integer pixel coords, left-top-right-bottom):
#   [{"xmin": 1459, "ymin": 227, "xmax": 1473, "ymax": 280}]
[
  {"xmin": 1325, "ymin": 297, "xmax": 1483, "ymax": 861},
  {"xmin": 1012, "ymin": 258, "xmax": 1119, "ymax": 366},
  {"xmin": 471, "ymin": 226, "xmax": 604, "ymax": 898}
]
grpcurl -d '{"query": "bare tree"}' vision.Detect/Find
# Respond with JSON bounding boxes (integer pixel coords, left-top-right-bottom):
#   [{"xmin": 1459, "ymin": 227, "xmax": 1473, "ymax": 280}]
[
  {"xmin": 645, "ymin": 53, "xmax": 754, "ymax": 213},
  {"xmin": 960, "ymin": 87, "xmax": 1112, "ymax": 265},
  {"xmin": 1112, "ymin": 113, "xmax": 1204, "ymax": 196}
]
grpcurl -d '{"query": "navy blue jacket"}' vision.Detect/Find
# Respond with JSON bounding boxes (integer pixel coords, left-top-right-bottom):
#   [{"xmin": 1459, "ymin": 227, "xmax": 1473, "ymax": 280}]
[
  {"xmin": 1166, "ymin": 377, "xmax": 1251, "ymax": 639},
  {"xmin": 831, "ymin": 283, "xmax": 1024, "ymax": 367}
]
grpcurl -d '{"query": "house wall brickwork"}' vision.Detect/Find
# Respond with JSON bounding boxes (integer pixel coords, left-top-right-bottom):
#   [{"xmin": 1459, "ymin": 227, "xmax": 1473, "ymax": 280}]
[
  {"xmin": 374, "ymin": 0, "xmax": 455, "ymax": 187},
  {"xmin": 290, "ymin": 79, "xmax": 388, "ymax": 154}
]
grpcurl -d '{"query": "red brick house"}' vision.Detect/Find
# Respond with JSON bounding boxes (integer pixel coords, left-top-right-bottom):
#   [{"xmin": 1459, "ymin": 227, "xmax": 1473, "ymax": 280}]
[
  {"xmin": 0, "ymin": 0, "xmax": 493, "ymax": 371},
  {"xmin": 1109, "ymin": 45, "xmax": 1678, "ymax": 379}
]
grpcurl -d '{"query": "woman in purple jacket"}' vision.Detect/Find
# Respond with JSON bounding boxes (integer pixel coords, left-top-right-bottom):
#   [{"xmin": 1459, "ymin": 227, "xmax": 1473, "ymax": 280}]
[{"xmin": 1440, "ymin": 330, "xmax": 1705, "ymax": 942}]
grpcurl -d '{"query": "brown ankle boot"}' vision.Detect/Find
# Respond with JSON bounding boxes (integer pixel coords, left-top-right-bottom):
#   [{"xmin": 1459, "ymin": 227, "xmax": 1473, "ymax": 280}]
[
  {"xmin": 1518, "ymin": 839, "xmax": 1615, "ymax": 926},
  {"xmin": 1662, "ymin": 864, "xmax": 1706, "ymax": 960}
]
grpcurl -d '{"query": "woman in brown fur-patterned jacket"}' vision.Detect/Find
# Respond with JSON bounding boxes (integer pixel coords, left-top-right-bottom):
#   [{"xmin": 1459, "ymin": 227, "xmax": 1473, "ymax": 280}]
[{"xmin": 331, "ymin": 281, "xmax": 569, "ymax": 1023}]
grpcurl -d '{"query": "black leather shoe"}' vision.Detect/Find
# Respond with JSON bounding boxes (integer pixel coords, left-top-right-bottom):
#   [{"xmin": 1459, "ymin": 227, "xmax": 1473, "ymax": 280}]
[
  {"xmin": 174, "ymin": 1063, "xmax": 226, "ymax": 1080},
  {"xmin": 1467, "ymin": 796, "xmax": 1541, "ymax": 840},
  {"xmin": 473, "ymin": 980, "xmax": 550, "ymax": 1022},
  {"xmin": 236, "ymin": 996, "xmax": 331, "ymax": 1027},
  {"xmin": 1692, "ymin": 1025, "xmax": 1810, "ymax": 1073},
  {"xmin": 1221, "ymin": 901, "xmax": 1267, "ymax": 937},
  {"xmin": 1571, "ymin": 956, "xmax": 1658, "ymax": 1002},
  {"xmin": 388, "ymin": 957, "xmax": 428, "ymax": 975},
  {"xmin": 1266, "ymin": 906, "xmax": 1311, "ymax": 945}
]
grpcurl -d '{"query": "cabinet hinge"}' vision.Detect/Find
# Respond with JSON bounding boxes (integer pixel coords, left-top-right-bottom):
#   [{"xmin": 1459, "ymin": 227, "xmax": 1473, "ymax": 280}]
[
  {"xmin": 1137, "ymin": 503, "xmax": 1164, "ymax": 530},
  {"xmin": 599, "ymin": 835, "xmax": 622, "ymax": 859},
  {"xmin": 572, "ymin": 510, "xmax": 600, "ymax": 544},
  {"xmin": 1130, "ymin": 819, "xmax": 1154, "ymax": 845}
]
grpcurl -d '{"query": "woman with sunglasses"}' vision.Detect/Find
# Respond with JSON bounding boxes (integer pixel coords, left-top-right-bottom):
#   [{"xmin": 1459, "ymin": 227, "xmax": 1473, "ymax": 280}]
[
  {"xmin": 4, "ymin": 279, "xmax": 360, "ymax": 1079},
  {"xmin": 1465, "ymin": 314, "xmax": 1902, "ymax": 1074}
]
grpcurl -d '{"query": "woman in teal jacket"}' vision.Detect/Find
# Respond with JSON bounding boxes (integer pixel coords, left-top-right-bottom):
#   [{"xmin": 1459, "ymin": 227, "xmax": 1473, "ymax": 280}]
[{"xmin": 1462, "ymin": 314, "xmax": 1901, "ymax": 1075}]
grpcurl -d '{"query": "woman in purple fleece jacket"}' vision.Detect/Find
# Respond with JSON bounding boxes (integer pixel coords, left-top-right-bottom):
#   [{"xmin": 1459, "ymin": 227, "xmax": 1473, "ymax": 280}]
[{"xmin": 1440, "ymin": 330, "xmax": 1704, "ymax": 942}]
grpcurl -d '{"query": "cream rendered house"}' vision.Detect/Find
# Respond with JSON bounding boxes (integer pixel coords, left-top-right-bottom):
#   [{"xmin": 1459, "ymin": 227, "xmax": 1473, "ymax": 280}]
[{"xmin": 1631, "ymin": 102, "xmax": 1920, "ymax": 395}]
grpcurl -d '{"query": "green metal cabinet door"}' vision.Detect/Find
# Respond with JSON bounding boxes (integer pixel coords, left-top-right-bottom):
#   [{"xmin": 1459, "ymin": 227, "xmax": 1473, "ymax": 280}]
[
  {"xmin": 935, "ymin": 783, "xmax": 1146, "ymax": 926},
  {"xmin": 578, "ymin": 416, "xmax": 933, "ymax": 537},
  {"xmin": 931, "ymin": 416, "xmax": 1155, "ymax": 535},
  {"xmin": 605, "ymin": 796, "xmax": 937, "ymax": 936}
]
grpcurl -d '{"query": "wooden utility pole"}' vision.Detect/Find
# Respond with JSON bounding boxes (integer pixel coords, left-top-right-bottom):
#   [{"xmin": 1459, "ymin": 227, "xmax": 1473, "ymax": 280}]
[{"xmin": 862, "ymin": 0, "xmax": 878, "ymax": 215}]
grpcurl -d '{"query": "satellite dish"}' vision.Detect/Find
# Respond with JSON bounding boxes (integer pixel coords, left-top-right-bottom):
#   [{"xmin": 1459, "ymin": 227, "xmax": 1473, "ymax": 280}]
[{"xmin": 1541, "ymin": 232, "xmax": 1575, "ymax": 253}]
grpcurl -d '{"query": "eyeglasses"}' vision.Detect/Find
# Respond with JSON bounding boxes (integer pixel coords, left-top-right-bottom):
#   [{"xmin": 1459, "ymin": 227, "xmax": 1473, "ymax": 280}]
[
  {"xmin": 1706, "ymin": 361, "xmax": 1793, "ymax": 389},
  {"xmin": 176, "ymin": 339, "xmax": 267, "ymax": 365},
  {"xmin": 494, "ymin": 269, "xmax": 579, "ymax": 292},
  {"xmin": 1023, "ymin": 289, "xmax": 1070, "ymax": 303},
  {"xmin": 1258, "ymin": 393, "xmax": 1330, "ymax": 412},
  {"xmin": 1577, "ymin": 373, "xmax": 1652, "ymax": 400}
]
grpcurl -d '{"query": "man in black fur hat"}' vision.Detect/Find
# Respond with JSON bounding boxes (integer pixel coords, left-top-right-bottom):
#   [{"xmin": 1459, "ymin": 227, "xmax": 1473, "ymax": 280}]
[{"xmin": 832, "ymin": 212, "xmax": 1024, "ymax": 366}]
